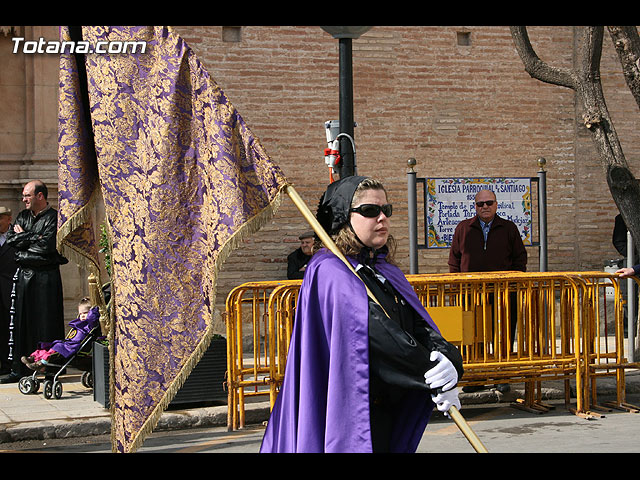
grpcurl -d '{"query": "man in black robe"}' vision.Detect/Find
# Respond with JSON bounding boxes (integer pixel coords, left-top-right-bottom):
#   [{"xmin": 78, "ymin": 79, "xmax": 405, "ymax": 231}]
[
  {"xmin": 0, "ymin": 206, "xmax": 18, "ymax": 375},
  {"xmin": 0, "ymin": 180, "xmax": 67, "ymax": 383}
]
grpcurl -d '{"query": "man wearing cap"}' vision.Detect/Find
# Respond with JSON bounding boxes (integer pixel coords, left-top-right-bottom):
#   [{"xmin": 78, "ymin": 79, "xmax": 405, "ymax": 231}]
[
  {"xmin": 0, "ymin": 181, "xmax": 68, "ymax": 383},
  {"xmin": 286, "ymin": 232, "xmax": 314, "ymax": 280},
  {"xmin": 0, "ymin": 206, "xmax": 18, "ymax": 375}
]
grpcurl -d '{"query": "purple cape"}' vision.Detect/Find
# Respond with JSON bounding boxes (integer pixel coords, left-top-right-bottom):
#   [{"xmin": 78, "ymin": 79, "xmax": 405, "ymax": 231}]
[{"xmin": 260, "ymin": 249, "xmax": 440, "ymax": 453}]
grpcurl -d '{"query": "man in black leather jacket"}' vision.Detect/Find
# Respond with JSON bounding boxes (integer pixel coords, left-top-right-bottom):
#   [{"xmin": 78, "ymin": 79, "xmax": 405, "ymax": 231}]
[{"xmin": 0, "ymin": 180, "xmax": 68, "ymax": 383}]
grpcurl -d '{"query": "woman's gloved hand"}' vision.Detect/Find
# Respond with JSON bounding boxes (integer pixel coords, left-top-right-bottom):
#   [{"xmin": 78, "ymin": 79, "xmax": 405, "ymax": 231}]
[
  {"xmin": 423, "ymin": 351, "xmax": 458, "ymax": 392},
  {"xmin": 431, "ymin": 388, "xmax": 461, "ymax": 417}
]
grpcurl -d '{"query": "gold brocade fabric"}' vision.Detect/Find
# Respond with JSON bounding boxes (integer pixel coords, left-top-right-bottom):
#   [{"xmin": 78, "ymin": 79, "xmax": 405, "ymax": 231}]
[{"xmin": 57, "ymin": 26, "xmax": 288, "ymax": 452}]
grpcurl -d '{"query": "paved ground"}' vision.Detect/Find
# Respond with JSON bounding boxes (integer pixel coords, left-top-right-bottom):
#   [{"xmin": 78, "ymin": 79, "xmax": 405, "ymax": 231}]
[
  {"xmin": 2, "ymin": 365, "xmax": 640, "ymax": 451},
  {"xmin": 0, "ymin": 369, "xmax": 238, "ymax": 445}
]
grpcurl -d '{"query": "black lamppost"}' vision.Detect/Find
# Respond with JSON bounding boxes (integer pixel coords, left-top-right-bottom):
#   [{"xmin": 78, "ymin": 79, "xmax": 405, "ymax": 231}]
[{"xmin": 321, "ymin": 26, "xmax": 372, "ymax": 178}]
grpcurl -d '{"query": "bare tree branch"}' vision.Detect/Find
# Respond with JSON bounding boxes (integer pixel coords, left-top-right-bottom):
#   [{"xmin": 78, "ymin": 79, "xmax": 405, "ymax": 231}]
[
  {"xmin": 509, "ymin": 26, "xmax": 576, "ymax": 89},
  {"xmin": 511, "ymin": 27, "xmax": 621, "ymax": 162},
  {"xmin": 576, "ymin": 27, "xmax": 626, "ymax": 164}
]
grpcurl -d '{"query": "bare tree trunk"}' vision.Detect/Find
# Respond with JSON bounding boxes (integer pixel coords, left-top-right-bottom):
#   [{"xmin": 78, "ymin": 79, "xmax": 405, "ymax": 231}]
[
  {"xmin": 608, "ymin": 26, "xmax": 640, "ymax": 356},
  {"xmin": 511, "ymin": 26, "xmax": 640, "ymax": 356}
]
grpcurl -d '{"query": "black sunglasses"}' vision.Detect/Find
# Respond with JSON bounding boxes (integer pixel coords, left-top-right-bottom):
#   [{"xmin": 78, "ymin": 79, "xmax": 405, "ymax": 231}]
[
  {"xmin": 475, "ymin": 200, "xmax": 495, "ymax": 207},
  {"xmin": 350, "ymin": 203, "xmax": 393, "ymax": 218}
]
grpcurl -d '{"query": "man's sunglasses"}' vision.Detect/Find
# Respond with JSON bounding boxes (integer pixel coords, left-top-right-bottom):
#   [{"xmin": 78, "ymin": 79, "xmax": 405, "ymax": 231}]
[
  {"xmin": 350, "ymin": 203, "xmax": 393, "ymax": 218},
  {"xmin": 475, "ymin": 200, "xmax": 495, "ymax": 207}
]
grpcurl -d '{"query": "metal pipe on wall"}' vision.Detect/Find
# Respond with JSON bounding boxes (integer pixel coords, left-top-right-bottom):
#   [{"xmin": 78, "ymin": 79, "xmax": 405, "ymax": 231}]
[
  {"xmin": 408, "ymin": 158, "xmax": 418, "ymax": 274},
  {"xmin": 338, "ymin": 37, "xmax": 355, "ymax": 178},
  {"xmin": 627, "ymin": 230, "xmax": 636, "ymax": 363},
  {"xmin": 537, "ymin": 158, "xmax": 547, "ymax": 272}
]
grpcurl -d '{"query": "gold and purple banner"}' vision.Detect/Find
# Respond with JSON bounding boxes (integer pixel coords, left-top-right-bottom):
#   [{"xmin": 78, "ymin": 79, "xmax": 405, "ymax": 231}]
[{"xmin": 57, "ymin": 26, "xmax": 288, "ymax": 452}]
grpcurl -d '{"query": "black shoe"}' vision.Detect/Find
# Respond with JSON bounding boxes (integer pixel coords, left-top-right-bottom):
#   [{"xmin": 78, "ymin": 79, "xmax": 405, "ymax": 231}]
[
  {"xmin": 462, "ymin": 385, "xmax": 487, "ymax": 393},
  {"xmin": 0, "ymin": 372, "xmax": 21, "ymax": 384},
  {"xmin": 495, "ymin": 383, "xmax": 511, "ymax": 393}
]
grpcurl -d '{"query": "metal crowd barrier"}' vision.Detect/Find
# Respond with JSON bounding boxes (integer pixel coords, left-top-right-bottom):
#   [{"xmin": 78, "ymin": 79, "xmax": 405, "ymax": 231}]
[
  {"xmin": 571, "ymin": 272, "xmax": 640, "ymax": 416},
  {"xmin": 224, "ymin": 280, "xmax": 300, "ymax": 430},
  {"xmin": 224, "ymin": 272, "xmax": 640, "ymax": 430},
  {"xmin": 407, "ymin": 272, "xmax": 584, "ymax": 414}
]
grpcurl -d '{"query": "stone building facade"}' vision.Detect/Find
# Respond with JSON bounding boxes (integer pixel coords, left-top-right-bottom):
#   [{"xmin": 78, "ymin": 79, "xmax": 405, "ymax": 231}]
[{"xmin": 1, "ymin": 26, "xmax": 638, "ymax": 329}]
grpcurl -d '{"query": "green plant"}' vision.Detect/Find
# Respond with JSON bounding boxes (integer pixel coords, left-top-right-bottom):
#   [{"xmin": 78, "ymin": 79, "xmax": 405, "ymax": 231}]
[{"xmin": 98, "ymin": 223, "xmax": 111, "ymax": 277}]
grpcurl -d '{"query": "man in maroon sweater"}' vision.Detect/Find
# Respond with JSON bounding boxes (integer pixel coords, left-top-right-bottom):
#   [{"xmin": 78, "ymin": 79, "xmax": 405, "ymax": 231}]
[
  {"xmin": 448, "ymin": 189, "xmax": 527, "ymax": 273},
  {"xmin": 448, "ymin": 188, "xmax": 527, "ymax": 393}
]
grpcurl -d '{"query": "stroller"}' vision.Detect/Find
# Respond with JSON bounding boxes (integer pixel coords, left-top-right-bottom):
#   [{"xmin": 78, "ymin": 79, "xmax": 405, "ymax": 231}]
[{"xmin": 18, "ymin": 307, "xmax": 102, "ymax": 400}]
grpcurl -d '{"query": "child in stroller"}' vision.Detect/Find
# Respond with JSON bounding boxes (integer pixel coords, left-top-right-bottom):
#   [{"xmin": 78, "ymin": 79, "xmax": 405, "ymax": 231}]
[{"xmin": 18, "ymin": 297, "xmax": 101, "ymax": 399}]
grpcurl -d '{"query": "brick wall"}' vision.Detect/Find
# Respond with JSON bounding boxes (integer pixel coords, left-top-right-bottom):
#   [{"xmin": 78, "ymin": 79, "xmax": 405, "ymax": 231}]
[{"xmin": 171, "ymin": 26, "xmax": 640, "ymax": 318}]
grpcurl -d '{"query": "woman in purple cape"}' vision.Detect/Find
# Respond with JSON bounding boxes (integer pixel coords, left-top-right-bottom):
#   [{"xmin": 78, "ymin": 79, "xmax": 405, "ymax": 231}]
[{"xmin": 260, "ymin": 176, "xmax": 463, "ymax": 453}]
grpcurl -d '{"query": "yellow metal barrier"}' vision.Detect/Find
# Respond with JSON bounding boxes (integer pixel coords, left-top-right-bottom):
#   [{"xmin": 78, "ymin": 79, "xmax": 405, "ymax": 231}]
[
  {"xmin": 266, "ymin": 282, "xmax": 301, "ymax": 406},
  {"xmin": 225, "ymin": 272, "xmax": 640, "ymax": 430},
  {"xmin": 569, "ymin": 272, "xmax": 640, "ymax": 416},
  {"xmin": 408, "ymin": 272, "xmax": 584, "ymax": 414},
  {"xmin": 224, "ymin": 280, "xmax": 300, "ymax": 430}
]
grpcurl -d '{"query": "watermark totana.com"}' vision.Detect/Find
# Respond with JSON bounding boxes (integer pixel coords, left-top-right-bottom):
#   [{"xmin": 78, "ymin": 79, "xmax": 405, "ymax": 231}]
[{"xmin": 12, "ymin": 37, "xmax": 147, "ymax": 54}]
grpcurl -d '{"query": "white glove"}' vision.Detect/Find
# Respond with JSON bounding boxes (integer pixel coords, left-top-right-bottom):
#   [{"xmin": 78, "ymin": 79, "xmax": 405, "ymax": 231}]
[
  {"xmin": 423, "ymin": 351, "xmax": 458, "ymax": 392},
  {"xmin": 431, "ymin": 388, "xmax": 461, "ymax": 417}
]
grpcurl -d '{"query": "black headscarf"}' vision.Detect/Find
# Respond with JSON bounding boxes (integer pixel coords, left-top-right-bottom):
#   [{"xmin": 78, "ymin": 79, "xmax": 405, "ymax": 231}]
[{"xmin": 316, "ymin": 176, "xmax": 368, "ymax": 235}]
